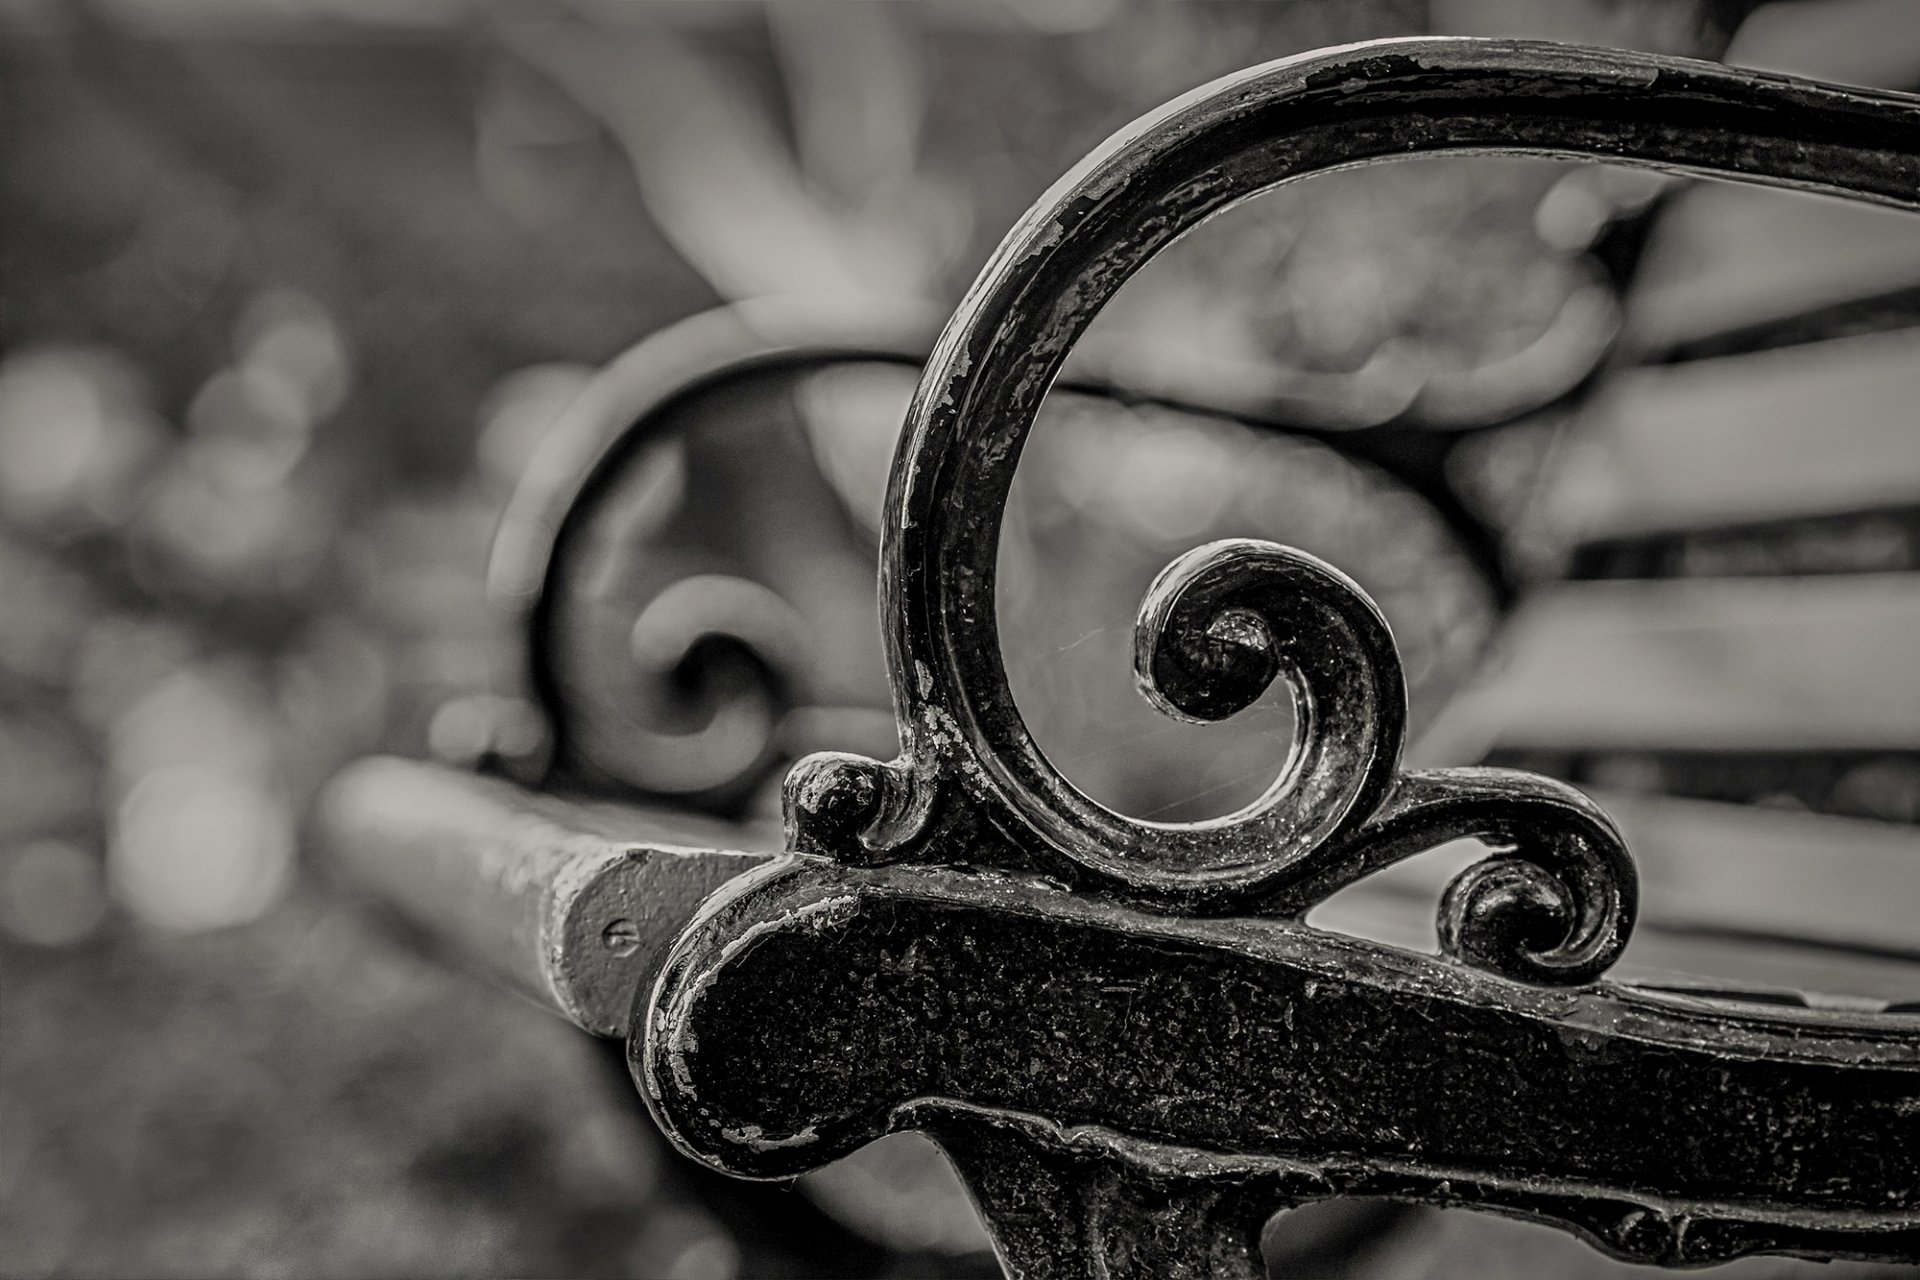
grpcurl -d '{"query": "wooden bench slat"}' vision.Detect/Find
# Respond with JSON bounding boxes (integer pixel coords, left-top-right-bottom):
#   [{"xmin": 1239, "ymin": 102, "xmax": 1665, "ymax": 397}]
[
  {"xmin": 1417, "ymin": 575, "xmax": 1920, "ymax": 759},
  {"xmin": 1724, "ymin": 0, "xmax": 1920, "ymax": 92},
  {"xmin": 1540, "ymin": 330, "xmax": 1920, "ymax": 542},
  {"xmin": 1565, "ymin": 502, "xmax": 1920, "ymax": 581},
  {"xmin": 1635, "ymin": 282, "xmax": 1920, "ymax": 366},
  {"xmin": 1627, "ymin": 182, "xmax": 1920, "ymax": 356}
]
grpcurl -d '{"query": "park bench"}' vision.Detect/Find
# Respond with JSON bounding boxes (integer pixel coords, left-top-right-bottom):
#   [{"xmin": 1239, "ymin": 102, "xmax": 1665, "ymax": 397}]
[{"xmin": 318, "ymin": 37, "xmax": 1920, "ymax": 1277}]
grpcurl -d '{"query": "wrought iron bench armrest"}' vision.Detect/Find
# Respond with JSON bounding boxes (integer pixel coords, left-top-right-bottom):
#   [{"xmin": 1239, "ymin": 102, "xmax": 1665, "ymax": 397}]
[
  {"xmin": 634, "ymin": 37, "xmax": 1920, "ymax": 1275},
  {"xmin": 319, "ymin": 35, "xmax": 1920, "ymax": 1279}
]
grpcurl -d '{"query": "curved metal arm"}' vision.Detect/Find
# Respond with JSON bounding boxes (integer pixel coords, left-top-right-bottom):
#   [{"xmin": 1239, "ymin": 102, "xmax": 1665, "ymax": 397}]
[
  {"xmin": 643, "ymin": 38, "xmax": 1920, "ymax": 1277},
  {"xmin": 859, "ymin": 36, "xmax": 1920, "ymax": 907}
]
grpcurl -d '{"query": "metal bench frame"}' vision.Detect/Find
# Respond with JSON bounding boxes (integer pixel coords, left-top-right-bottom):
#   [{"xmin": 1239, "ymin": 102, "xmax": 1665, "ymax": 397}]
[
  {"xmin": 328, "ymin": 36, "xmax": 1920, "ymax": 1279},
  {"xmin": 632, "ymin": 39, "xmax": 1920, "ymax": 1277}
]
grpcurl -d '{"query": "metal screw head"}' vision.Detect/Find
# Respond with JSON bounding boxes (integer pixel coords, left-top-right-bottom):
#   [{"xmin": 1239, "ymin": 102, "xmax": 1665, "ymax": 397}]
[{"xmin": 601, "ymin": 917, "xmax": 642, "ymax": 957}]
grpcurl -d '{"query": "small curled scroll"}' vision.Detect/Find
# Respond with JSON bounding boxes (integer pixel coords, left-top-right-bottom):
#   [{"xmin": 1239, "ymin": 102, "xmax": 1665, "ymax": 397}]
[
  {"xmin": 1438, "ymin": 820, "xmax": 1634, "ymax": 988},
  {"xmin": 1132, "ymin": 545, "xmax": 1635, "ymax": 984},
  {"xmin": 1121, "ymin": 539, "xmax": 1404, "ymax": 886},
  {"xmin": 1262, "ymin": 767, "xmax": 1638, "ymax": 985},
  {"xmin": 1132, "ymin": 544, "xmax": 1639, "ymax": 983}
]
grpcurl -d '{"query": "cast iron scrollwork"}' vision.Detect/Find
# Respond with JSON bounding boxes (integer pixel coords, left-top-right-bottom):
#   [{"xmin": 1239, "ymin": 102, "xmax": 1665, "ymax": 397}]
[
  {"xmin": 790, "ymin": 532, "xmax": 1635, "ymax": 984},
  {"xmin": 637, "ymin": 38, "xmax": 1920, "ymax": 1276}
]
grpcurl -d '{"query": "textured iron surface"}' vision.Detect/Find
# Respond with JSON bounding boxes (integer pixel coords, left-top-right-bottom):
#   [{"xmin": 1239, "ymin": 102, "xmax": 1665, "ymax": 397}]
[
  {"xmin": 643, "ymin": 861, "xmax": 1920, "ymax": 1270},
  {"xmin": 635, "ymin": 37, "xmax": 1920, "ymax": 1277}
]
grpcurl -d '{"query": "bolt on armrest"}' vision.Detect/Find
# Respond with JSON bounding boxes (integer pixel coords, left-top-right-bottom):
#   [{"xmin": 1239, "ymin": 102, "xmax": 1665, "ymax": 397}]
[{"xmin": 314, "ymin": 756, "xmax": 770, "ymax": 1036}]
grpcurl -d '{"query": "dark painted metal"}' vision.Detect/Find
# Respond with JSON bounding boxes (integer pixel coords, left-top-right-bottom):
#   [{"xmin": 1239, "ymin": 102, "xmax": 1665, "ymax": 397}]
[
  {"xmin": 642, "ymin": 862, "xmax": 1920, "ymax": 1272},
  {"xmin": 634, "ymin": 38, "xmax": 1920, "ymax": 1276}
]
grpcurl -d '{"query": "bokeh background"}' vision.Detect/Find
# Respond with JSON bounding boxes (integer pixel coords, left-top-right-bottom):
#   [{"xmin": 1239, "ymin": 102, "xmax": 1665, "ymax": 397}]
[{"xmin": 5, "ymin": 1, "xmax": 1920, "ymax": 1277}]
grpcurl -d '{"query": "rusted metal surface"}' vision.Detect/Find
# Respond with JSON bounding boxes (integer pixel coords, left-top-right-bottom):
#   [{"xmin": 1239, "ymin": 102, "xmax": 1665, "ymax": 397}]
[{"xmin": 633, "ymin": 38, "xmax": 1920, "ymax": 1276}]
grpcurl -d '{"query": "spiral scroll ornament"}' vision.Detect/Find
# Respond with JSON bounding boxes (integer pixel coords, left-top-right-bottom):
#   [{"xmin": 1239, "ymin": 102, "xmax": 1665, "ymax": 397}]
[
  {"xmin": 1131, "ymin": 541, "xmax": 1637, "ymax": 985},
  {"xmin": 788, "ymin": 530, "xmax": 1636, "ymax": 985}
]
